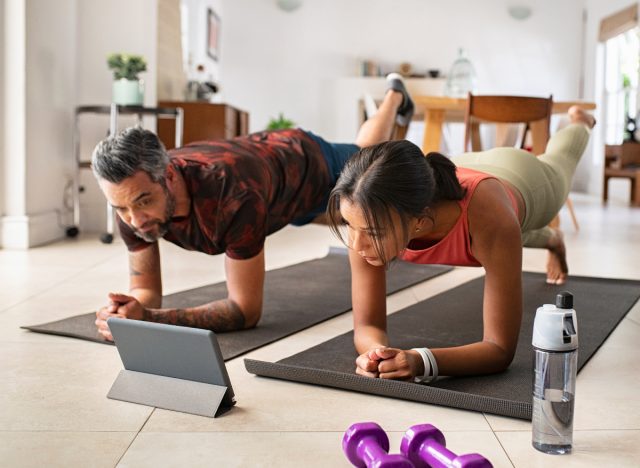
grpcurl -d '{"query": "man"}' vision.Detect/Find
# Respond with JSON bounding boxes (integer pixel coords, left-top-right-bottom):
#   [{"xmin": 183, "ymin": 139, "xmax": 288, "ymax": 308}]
[{"xmin": 93, "ymin": 74, "xmax": 414, "ymax": 340}]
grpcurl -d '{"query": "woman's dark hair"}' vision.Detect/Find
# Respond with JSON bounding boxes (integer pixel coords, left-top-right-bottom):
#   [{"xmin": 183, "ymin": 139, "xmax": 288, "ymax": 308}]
[{"xmin": 327, "ymin": 140, "xmax": 465, "ymax": 265}]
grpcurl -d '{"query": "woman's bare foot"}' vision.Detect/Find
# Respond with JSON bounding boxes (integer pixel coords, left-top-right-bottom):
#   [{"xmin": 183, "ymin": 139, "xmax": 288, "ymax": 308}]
[
  {"xmin": 546, "ymin": 228, "xmax": 568, "ymax": 284},
  {"xmin": 568, "ymin": 105, "xmax": 596, "ymax": 129}
]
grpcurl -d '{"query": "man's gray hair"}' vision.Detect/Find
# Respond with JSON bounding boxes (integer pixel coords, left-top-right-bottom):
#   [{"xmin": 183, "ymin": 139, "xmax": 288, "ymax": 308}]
[{"xmin": 91, "ymin": 126, "xmax": 169, "ymax": 184}]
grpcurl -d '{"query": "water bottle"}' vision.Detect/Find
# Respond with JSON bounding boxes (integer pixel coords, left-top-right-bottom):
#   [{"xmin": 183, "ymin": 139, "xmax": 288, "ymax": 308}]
[
  {"xmin": 531, "ymin": 291, "xmax": 578, "ymax": 454},
  {"xmin": 444, "ymin": 48, "xmax": 477, "ymax": 97}
]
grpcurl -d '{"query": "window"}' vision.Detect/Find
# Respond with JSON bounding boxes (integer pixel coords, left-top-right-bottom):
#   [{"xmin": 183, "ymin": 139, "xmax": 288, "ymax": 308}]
[{"xmin": 603, "ymin": 28, "xmax": 640, "ymax": 144}]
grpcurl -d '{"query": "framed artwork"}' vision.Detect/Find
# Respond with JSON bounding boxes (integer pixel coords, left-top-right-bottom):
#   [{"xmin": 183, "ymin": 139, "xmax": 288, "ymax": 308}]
[{"xmin": 207, "ymin": 8, "xmax": 220, "ymax": 61}]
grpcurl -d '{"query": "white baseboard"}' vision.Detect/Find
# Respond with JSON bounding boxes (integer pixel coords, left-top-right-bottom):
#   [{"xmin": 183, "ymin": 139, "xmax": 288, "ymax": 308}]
[{"xmin": 0, "ymin": 211, "xmax": 67, "ymax": 249}]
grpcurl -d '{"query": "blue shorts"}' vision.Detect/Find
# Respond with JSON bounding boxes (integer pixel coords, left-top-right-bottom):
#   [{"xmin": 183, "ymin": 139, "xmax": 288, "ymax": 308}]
[{"xmin": 291, "ymin": 131, "xmax": 359, "ymax": 226}]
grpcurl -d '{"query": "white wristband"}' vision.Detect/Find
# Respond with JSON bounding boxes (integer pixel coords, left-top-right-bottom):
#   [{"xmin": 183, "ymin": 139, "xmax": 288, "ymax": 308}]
[
  {"xmin": 424, "ymin": 347, "xmax": 438, "ymax": 382},
  {"xmin": 412, "ymin": 347, "xmax": 437, "ymax": 383}
]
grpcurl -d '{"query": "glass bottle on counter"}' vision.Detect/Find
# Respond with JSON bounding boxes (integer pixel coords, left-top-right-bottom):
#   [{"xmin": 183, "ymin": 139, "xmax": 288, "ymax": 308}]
[{"xmin": 444, "ymin": 48, "xmax": 477, "ymax": 97}]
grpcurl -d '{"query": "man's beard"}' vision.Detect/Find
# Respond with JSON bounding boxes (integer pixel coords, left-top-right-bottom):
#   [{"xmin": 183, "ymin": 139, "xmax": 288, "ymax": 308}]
[{"xmin": 133, "ymin": 189, "xmax": 176, "ymax": 243}]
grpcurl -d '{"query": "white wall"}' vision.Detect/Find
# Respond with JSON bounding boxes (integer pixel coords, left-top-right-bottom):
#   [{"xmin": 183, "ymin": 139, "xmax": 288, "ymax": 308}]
[
  {"xmin": 158, "ymin": 0, "xmax": 187, "ymax": 100},
  {"xmin": 0, "ymin": 0, "xmax": 5, "ymax": 220},
  {"xmin": 221, "ymin": 0, "xmax": 586, "ymax": 140},
  {"xmin": 25, "ymin": 0, "xmax": 77, "ymax": 214},
  {"xmin": 2, "ymin": 0, "xmax": 26, "ymax": 222},
  {"xmin": 1, "ymin": 0, "xmax": 77, "ymax": 248},
  {"xmin": 75, "ymin": 0, "xmax": 159, "ymax": 234},
  {"xmin": 76, "ymin": 0, "xmax": 158, "ymax": 107},
  {"xmin": 182, "ymin": 0, "xmax": 222, "ymax": 83}
]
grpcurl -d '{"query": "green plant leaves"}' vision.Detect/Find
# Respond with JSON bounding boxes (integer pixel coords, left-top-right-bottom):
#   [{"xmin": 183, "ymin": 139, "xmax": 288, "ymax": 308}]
[
  {"xmin": 107, "ymin": 53, "xmax": 147, "ymax": 81},
  {"xmin": 266, "ymin": 112, "xmax": 295, "ymax": 130}
]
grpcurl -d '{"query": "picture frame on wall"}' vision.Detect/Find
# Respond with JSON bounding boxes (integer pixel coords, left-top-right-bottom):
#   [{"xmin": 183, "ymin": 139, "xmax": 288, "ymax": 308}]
[{"xmin": 207, "ymin": 8, "xmax": 220, "ymax": 61}]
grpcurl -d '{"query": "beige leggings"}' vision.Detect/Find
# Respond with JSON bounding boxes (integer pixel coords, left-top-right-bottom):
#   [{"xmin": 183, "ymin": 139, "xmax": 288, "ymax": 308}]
[{"xmin": 451, "ymin": 124, "xmax": 590, "ymax": 248}]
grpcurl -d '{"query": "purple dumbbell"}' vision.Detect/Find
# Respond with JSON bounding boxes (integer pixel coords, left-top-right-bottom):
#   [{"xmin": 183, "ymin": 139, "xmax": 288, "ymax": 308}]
[
  {"xmin": 343, "ymin": 422, "xmax": 414, "ymax": 467},
  {"xmin": 400, "ymin": 424, "xmax": 492, "ymax": 468}
]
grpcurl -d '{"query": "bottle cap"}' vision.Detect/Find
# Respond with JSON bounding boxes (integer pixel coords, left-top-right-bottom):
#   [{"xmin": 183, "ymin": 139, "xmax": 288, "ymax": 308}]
[
  {"xmin": 532, "ymin": 295, "xmax": 578, "ymax": 351},
  {"xmin": 556, "ymin": 291, "xmax": 573, "ymax": 309}
]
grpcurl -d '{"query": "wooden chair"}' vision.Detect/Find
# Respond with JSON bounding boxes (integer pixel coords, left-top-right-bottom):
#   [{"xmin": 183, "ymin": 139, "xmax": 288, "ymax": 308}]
[
  {"xmin": 464, "ymin": 93, "xmax": 553, "ymax": 154},
  {"xmin": 463, "ymin": 93, "xmax": 579, "ymax": 230},
  {"xmin": 603, "ymin": 143, "xmax": 640, "ymax": 206}
]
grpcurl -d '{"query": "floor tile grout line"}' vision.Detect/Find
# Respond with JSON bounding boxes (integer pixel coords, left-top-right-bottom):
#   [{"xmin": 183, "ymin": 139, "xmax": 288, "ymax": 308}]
[
  {"xmin": 493, "ymin": 432, "xmax": 516, "ymax": 467},
  {"xmin": 626, "ymin": 316, "xmax": 640, "ymax": 328},
  {"xmin": 483, "ymin": 413, "xmax": 517, "ymax": 467},
  {"xmin": 113, "ymin": 408, "xmax": 156, "ymax": 466}
]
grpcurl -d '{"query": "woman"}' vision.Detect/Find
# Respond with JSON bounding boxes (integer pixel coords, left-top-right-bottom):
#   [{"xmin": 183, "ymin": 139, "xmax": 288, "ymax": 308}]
[{"xmin": 327, "ymin": 100, "xmax": 595, "ymax": 382}]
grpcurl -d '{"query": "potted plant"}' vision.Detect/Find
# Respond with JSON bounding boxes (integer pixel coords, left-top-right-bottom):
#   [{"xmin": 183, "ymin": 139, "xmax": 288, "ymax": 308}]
[
  {"xmin": 266, "ymin": 113, "xmax": 296, "ymax": 130},
  {"xmin": 107, "ymin": 53, "xmax": 147, "ymax": 106}
]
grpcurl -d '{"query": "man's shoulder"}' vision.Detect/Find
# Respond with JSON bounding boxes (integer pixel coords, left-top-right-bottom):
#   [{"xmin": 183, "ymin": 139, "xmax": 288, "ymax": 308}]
[{"xmin": 168, "ymin": 144, "xmax": 224, "ymax": 165}]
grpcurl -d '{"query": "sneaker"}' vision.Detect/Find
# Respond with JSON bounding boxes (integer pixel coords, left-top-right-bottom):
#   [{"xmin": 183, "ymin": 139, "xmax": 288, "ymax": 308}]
[{"xmin": 386, "ymin": 72, "xmax": 415, "ymax": 127}]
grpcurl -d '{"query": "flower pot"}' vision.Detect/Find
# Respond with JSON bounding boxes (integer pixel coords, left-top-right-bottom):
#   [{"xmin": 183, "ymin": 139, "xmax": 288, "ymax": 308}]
[{"xmin": 112, "ymin": 78, "xmax": 144, "ymax": 106}]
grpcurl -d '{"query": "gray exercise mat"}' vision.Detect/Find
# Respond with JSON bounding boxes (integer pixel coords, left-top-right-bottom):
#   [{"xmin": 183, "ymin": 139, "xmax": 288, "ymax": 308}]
[
  {"xmin": 21, "ymin": 248, "xmax": 451, "ymax": 360},
  {"xmin": 245, "ymin": 272, "xmax": 640, "ymax": 419}
]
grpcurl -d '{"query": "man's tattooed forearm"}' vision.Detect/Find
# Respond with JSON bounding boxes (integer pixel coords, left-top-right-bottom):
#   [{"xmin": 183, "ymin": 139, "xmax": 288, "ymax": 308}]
[{"xmin": 146, "ymin": 300, "xmax": 246, "ymax": 332}]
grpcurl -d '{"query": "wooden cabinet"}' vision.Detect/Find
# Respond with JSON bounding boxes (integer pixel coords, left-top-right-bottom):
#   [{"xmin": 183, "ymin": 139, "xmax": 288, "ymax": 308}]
[
  {"xmin": 157, "ymin": 101, "xmax": 249, "ymax": 149},
  {"xmin": 604, "ymin": 143, "xmax": 640, "ymax": 206}
]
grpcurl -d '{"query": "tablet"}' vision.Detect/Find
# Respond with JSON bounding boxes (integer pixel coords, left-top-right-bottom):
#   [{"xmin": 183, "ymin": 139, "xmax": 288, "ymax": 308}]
[{"xmin": 107, "ymin": 318, "xmax": 236, "ymax": 409}]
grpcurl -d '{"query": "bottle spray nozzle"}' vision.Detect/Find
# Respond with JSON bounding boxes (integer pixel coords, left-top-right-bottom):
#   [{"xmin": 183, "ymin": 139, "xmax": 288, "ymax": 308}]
[{"xmin": 556, "ymin": 291, "xmax": 573, "ymax": 309}]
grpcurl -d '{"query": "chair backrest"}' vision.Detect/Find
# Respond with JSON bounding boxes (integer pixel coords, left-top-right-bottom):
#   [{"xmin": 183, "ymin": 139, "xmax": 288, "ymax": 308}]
[{"xmin": 464, "ymin": 93, "xmax": 553, "ymax": 153}]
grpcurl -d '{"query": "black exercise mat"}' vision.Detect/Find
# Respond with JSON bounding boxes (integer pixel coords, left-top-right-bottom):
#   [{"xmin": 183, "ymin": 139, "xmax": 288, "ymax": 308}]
[
  {"xmin": 245, "ymin": 272, "xmax": 640, "ymax": 419},
  {"xmin": 21, "ymin": 248, "xmax": 451, "ymax": 360}
]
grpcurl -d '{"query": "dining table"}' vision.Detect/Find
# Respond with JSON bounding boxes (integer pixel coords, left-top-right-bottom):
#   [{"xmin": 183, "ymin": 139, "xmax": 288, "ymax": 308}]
[{"xmin": 412, "ymin": 95, "xmax": 596, "ymax": 155}]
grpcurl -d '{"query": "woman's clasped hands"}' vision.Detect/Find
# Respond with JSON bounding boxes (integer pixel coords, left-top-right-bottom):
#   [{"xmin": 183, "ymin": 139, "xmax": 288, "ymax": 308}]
[{"xmin": 355, "ymin": 346, "xmax": 422, "ymax": 381}]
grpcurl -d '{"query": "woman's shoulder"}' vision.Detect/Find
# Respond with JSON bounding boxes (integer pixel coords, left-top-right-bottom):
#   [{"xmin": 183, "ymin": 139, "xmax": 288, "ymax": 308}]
[
  {"xmin": 456, "ymin": 166, "xmax": 494, "ymax": 186},
  {"xmin": 468, "ymin": 176, "xmax": 517, "ymax": 214},
  {"xmin": 467, "ymin": 177, "xmax": 521, "ymax": 241}
]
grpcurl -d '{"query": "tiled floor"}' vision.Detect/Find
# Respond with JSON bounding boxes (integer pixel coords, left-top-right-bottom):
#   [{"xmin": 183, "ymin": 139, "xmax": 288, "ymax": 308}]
[{"xmin": 1, "ymin": 194, "xmax": 639, "ymax": 467}]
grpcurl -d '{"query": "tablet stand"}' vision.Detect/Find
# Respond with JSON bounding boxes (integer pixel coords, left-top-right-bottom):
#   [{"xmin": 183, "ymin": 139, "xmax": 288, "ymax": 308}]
[{"xmin": 107, "ymin": 369, "xmax": 230, "ymax": 418}]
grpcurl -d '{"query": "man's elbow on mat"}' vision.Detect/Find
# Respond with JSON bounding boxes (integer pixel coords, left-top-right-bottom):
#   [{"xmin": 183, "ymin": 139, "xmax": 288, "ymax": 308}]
[{"xmin": 239, "ymin": 305, "xmax": 262, "ymax": 330}]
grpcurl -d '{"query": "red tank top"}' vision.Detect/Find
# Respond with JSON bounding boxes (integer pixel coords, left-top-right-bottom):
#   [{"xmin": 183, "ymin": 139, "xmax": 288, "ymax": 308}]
[{"xmin": 399, "ymin": 167, "xmax": 519, "ymax": 267}]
